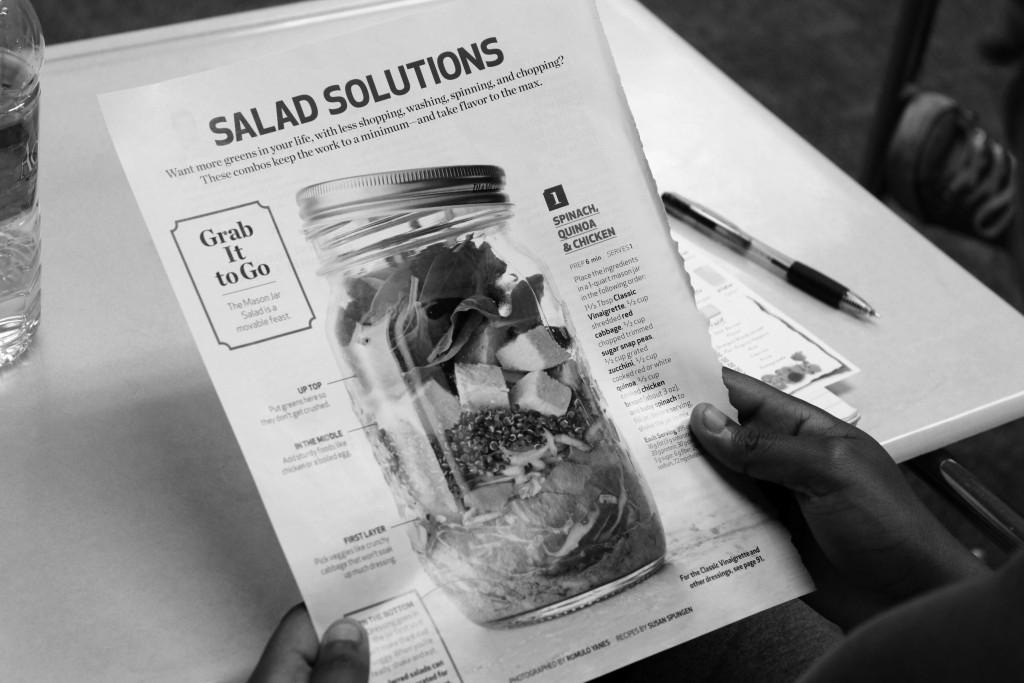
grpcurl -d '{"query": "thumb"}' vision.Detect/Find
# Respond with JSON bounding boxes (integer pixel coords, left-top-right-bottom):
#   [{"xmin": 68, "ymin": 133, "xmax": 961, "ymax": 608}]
[
  {"xmin": 310, "ymin": 619, "xmax": 371, "ymax": 683},
  {"xmin": 690, "ymin": 403, "xmax": 853, "ymax": 497}
]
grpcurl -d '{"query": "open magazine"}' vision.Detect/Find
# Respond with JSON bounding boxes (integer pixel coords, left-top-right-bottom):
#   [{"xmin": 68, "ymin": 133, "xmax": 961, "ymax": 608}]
[{"xmin": 100, "ymin": 0, "xmax": 814, "ymax": 679}]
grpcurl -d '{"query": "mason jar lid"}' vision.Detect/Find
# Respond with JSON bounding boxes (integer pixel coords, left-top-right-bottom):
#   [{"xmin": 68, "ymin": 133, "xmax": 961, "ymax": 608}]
[
  {"xmin": 298, "ymin": 164, "xmax": 514, "ymax": 272},
  {"xmin": 297, "ymin": 164, "xmax": 508, "ymax": 224}
]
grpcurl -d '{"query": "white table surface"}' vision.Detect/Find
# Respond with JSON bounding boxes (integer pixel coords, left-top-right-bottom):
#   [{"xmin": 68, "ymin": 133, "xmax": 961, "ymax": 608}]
[{"xmin": 4, "ymin": 0, "xmax": 1024, "ymax": 680}]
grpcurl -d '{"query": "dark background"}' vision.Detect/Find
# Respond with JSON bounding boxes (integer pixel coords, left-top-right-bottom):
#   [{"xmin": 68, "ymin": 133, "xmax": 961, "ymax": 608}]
[
  {"xmin": 32, "ymin": 1, "xmax": 1014, "ymax": 175},
  {"xmin": 32, "ymin": 0, "xmax": 1024, "ymax": 560}
]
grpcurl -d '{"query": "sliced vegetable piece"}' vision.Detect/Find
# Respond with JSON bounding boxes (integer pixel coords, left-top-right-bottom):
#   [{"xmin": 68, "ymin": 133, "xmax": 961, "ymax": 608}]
[
  {"xmin": 463, "ymin": 481, "xmax": 515, "ymax": 512},
  {"xmin": 544, "ymin": 511, "xmax": 599, "ymax": 558}
]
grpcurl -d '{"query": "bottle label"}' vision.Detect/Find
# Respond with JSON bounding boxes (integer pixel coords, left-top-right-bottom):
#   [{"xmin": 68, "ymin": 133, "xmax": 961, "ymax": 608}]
[{"xmin": 0, "ymin": 56, "xmax": 39, "ymax": 223}]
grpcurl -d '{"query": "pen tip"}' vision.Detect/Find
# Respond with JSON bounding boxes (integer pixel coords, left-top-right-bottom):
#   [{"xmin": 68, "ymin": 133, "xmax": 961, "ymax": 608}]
[
  {"xmin": 841, "ymin": 292, "xmax": 877, "ymax": 320},
  {"xmin": 856, "ymin": 306, "xmax": 879, "ymax": 319}
]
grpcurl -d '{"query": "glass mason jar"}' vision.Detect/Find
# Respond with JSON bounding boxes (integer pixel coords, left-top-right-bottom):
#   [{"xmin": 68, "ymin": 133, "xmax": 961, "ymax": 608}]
[{"xmin": 298, "ymin": 165, "xmax": 665, "ymax": 626}]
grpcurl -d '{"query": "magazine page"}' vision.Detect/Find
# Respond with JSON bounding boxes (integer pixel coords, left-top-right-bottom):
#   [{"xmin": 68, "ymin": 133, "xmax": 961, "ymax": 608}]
[{"xmin": 99, "ymin": 0, "xmax": 813, "ymax": 679}]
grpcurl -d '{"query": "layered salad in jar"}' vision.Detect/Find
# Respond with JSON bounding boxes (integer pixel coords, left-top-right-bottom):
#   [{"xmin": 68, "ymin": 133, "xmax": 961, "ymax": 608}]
[{"xmin": 337, "ymin": 236, "xmax": 665, "ymax": 625}]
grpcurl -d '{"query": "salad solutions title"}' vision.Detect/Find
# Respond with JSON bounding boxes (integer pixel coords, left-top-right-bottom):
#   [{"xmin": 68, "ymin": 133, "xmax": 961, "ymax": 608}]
[{"xmin": 208, "ymin": 37, "xmax": 504, "ymax": 147}]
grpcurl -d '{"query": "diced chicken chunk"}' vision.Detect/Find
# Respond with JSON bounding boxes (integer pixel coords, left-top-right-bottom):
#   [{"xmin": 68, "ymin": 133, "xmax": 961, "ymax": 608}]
[
  {"xmin": 454, "ymin": 362, "xmax": 509, "ymax": 410},
  {"xmin": 496, "ymin": 326, "xmax": 571, "ymax": 371},
  {"xmin": 413, "ymin": 377, "xmax": 462, "ymax": 429},
  {"xmin": 511, "ymin": 370, "xmax": 571, "ymax": 416}
]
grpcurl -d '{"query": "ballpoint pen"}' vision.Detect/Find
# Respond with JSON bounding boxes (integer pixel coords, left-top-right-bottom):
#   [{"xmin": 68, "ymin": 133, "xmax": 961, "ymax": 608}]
[{"xmin": 662, "ymin": 192, "xmax": 878, "ymax": 319}]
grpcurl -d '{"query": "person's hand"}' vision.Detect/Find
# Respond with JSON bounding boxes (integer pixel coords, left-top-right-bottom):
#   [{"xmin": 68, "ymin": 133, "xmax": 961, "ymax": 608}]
[
  {"xmin": 689, "ymin": 368, "xmax": 987, "ymax": 629},
  {"xmin": 249, "ymin": 604, "xmax": 370, "ymax": 683}
]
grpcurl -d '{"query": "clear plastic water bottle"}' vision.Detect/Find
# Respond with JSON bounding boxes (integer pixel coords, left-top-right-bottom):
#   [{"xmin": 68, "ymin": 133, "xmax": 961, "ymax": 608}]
[{"xmin": 0, "ymin": 0, "xmax": 42, "ymax": 367}]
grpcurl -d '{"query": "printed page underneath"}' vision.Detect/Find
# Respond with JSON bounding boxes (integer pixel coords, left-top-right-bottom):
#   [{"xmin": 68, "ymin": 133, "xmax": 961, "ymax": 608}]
[
  {"xmin": 677, "ymin": 233, "xmax": 859, "ymax": 390},
  {"xmin": 99, "ymin": 0, "xmax": 813, "ymax": 680},
  {"xmin": 676, "ymin": 233, "xmax": 861, "ymax": 422}
]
